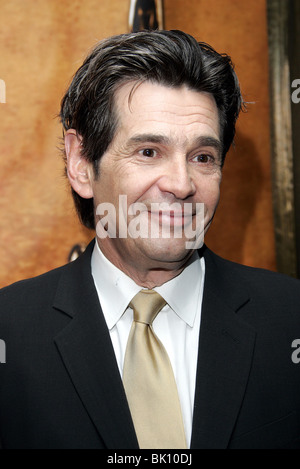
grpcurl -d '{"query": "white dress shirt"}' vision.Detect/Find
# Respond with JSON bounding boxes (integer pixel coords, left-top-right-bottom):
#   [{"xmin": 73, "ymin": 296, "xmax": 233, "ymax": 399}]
[{"xmin": 91, "ymin": 240, "xmax": 205, "ymax": 447}]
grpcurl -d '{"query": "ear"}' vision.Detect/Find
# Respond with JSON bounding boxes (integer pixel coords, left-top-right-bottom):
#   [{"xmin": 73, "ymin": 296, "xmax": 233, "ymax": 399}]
[{"xmin": 65, "ymin": 129, "xmax": 94, "ymax": 199}]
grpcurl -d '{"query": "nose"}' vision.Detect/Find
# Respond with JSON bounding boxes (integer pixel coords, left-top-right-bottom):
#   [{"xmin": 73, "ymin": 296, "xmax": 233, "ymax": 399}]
[{"xmin": 158, "ymin": 158, "xmax": 196, "ymax": 200}]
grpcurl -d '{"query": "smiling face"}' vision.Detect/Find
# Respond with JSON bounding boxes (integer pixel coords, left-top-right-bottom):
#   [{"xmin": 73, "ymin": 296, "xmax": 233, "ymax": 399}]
[{"xmin": 67, "ymin": 81, "xmax": 223, "ymax": 285}]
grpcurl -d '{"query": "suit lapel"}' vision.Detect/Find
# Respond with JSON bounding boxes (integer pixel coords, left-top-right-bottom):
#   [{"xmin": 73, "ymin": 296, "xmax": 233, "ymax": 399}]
[
  {"xmin": 52, "ymin": 242, "xmax": 138, "ymax": 449},
  {"xmin": 191, "ymin": 248, "xmax": 256, "ymax": 449},
  {"xmin": 50, "ymin": 242, "xmax": 256, "ymax": 449}
]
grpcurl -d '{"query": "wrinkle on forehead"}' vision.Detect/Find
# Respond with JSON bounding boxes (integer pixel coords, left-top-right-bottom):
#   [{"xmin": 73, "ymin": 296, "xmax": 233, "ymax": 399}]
[
  {"xmin": 114, "ymin": 81, "xmax": 221, "ymax": 142},
  {"xmin": 117, "ymin": 80, "xmax": 217, "ymax": 114}
]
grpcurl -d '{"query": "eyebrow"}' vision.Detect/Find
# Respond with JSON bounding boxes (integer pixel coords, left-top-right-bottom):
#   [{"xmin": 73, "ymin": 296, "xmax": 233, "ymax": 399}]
[
  {"xmin": 193, "ymin": 136, "xmax": 223, "ymax": 156},
  {"xmin": 127, "ymin": 134, "xmax": 170, "ymax": 146},
  {"xmin": 127, "ymin": 134, "xmax": 223, "ymax": 156}
]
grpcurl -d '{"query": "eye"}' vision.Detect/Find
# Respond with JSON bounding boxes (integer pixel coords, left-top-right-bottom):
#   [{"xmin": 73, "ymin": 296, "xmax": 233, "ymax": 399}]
[
  {"xmin": 192, "ymin": 154, "xmax": 213, "ymax": 163},
  {"xmin": 139, "ymin": 149, "xmax": 157, "ymax": 158}
]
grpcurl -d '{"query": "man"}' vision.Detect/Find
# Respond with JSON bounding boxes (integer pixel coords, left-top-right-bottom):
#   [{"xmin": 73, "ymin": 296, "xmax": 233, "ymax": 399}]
[{"xmin": 0, "ymin": 30, "xmax": 300, "ymax": 449}]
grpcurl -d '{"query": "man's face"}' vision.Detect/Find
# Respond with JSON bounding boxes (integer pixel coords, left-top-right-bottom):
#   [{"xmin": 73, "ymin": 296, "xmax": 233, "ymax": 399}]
[{"xmin": 90, "ymin": 81, "xmax": 222, "ymax": 272}]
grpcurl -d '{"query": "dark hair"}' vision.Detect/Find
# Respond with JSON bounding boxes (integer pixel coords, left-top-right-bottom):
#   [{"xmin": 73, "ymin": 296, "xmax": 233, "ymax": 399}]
[{"xmin": 60, "ymin": 29, "xmax": 243, "ymax": 229}]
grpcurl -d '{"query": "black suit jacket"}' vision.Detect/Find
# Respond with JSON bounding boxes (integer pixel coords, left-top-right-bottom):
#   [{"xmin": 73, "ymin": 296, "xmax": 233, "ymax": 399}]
[{"xmin": 0, "ymin": 242, "xmax": 300, "ymax": 449}]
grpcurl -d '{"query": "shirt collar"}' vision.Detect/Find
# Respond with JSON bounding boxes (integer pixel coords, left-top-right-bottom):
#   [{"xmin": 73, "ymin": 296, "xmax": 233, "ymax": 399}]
[
  {"xmin": 91, "ymin": 240, "xmax": 141, "ymax": 330},
  {"xmin": 155, "ymin": 250, "xmax": 204, "ymax": 327},
  {"xmin": 91, "ymin": 240, "xmax": 205, "ymax": 330}
]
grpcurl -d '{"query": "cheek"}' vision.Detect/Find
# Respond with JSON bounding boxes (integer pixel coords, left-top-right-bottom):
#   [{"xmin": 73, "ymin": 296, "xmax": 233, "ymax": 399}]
[
  {"xmin": 93, "ymin": 171, "xmax": 155, "ymax": 212},
  {"xmin": 123, "ymin": 171, "xmax": 159, "ymax": 204},
  {"xmin": 197, "ymin": 176, "xmax": 221, "ymax": 210},
  {"xmin": 99, "ymin": 155, "xmax": 153, "ymax": 201}
]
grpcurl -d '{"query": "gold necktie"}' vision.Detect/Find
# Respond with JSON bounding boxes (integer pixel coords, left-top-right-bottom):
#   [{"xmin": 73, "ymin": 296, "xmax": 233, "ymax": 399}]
[{"xmin": 123, "ymin": 290, "xmax": 187, "ymax": 449}]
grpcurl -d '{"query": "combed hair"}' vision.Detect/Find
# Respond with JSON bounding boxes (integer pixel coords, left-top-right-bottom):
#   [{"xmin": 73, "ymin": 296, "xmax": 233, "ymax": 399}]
[{"xmin": 60, "ymin": 30, "xmax": 244, "ymax": 229}]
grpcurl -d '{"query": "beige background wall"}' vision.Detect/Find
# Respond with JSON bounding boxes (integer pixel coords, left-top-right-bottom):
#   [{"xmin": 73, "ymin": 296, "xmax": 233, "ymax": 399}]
[{"xmin": 0, "ymin": 0, "xmax": 275, "ymax": 287}]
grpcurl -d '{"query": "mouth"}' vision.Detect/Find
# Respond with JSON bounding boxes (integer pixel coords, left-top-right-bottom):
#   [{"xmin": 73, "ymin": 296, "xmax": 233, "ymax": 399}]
[{"xmin": 148, "ymin": 210, "xmax": 195, "ymax": 227}]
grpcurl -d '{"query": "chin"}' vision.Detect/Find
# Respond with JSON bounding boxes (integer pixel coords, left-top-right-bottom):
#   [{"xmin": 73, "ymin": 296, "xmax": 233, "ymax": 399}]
[{"xmin": 141, "ymin": 238, "xmax": 194, "ymax": 265}]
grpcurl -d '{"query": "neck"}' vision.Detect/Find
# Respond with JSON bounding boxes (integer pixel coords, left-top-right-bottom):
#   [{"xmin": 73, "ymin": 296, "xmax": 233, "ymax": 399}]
[{"xmin": 97, "ymin": 238, "xmax": 195, "ymax": 288}]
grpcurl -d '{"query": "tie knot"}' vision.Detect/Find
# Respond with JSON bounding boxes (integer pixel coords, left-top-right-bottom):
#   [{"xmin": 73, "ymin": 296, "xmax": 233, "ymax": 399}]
[{"xmin": 130, "ymin": 290, "xmax": 167, "ymax": 325}]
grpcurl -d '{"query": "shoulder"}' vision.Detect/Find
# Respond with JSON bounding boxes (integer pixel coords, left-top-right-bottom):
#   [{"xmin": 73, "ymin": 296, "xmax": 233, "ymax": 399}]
[
  {"xmin": 0, "ymin": 240, "xmax": 95, "ymax": 333},
  {"xmin": 0, "ymin": 241, "xmax": 95, "ymax": 313},
  {"xmin": 203, "ymin": 247, "xmax": 300, "ymax": 314},
  {"xmin": 204, "ymin": 246, "xmax": 300, "ymax": 288},
  {"xmin": 0, "ymin": 263, "xmax": 70, "ymax": 329},
  {"xmin": 0, "ymin": 265, "xmax": 69, "ymax": 352},
  {"xmin": 0, "ymin": 263, "xmax": 66, "ymax": 303},
  {"xmin": 0, "ymin": 242, "xmax": 95, "ymax": 362}
]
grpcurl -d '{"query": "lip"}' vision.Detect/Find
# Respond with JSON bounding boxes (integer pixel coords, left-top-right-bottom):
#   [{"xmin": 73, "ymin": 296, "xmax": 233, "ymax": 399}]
[
  {"xmin": 149, "ymin": 210, "xmax": 196, "ymax": 217},
  {"xmin": 148, "ymin": 210, "xmax": 195, "ymax": 227}
]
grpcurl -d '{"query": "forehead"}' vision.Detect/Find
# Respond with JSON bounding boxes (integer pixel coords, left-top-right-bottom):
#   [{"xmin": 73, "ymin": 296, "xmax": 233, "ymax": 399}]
[{"xmin": 113, "ymin": 81, "xmax": 220, "ymax": 142}]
